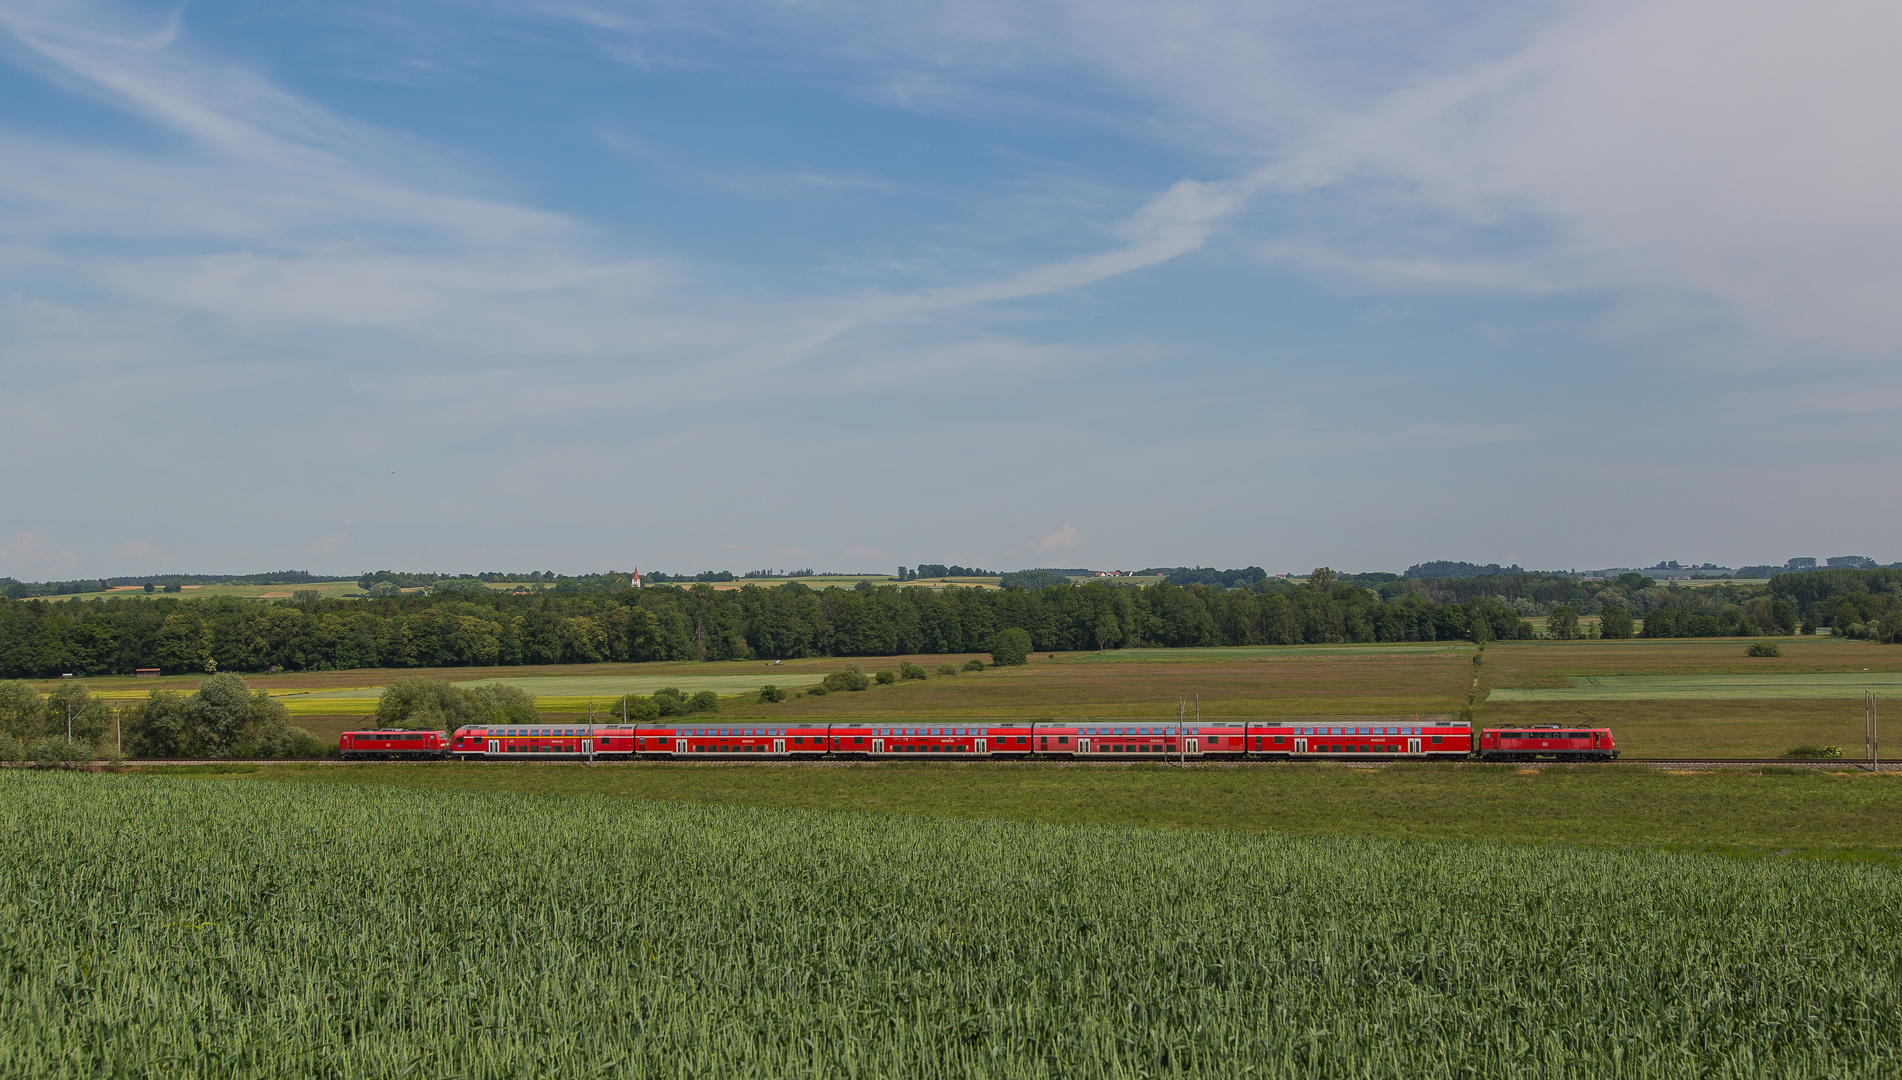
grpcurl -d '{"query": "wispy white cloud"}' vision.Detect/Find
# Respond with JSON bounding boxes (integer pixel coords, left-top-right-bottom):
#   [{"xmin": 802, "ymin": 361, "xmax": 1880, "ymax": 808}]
[
  {"xmin": 3, "ymin": 532, "xmax": 80, "ymax": 568},
  {"xmin": 661, "ymin": 0, "xmax": 1902, "ymax": 362},
  {"xmin": 1034, "ymin": 524, "xmax": 1080, "ymax": 553}
]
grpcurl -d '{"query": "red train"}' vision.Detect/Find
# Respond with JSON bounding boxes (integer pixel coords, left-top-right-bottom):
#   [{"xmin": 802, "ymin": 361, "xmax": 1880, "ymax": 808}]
[
  {"xmin": 334, "ymin": 718, "xmax": 1595, "ymax": 762},
  {"xmin": 1477, "ymin": 725, "xmax": 1619, "ymax": 762},
  {"xmin": 338, "ymin": 729, "xmax": 453, "ymax": 760}
]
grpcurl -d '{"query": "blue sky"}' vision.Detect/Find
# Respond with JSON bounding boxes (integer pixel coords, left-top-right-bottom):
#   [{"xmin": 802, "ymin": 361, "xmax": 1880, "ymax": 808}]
[{"xmin": 2, "ymin": 0, "xmax": 1898, "ymax": 578}]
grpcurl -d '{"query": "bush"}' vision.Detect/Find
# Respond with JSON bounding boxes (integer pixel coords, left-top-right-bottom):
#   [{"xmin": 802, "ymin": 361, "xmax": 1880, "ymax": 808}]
[
  {"xmin": 377, "ymin": 676, "xmax": 483, "ymax": 731},
  {"xmin": 654, "ymin": 688, "xmax": 686, "ymax": 716},
  {"xmin": 1747, "ymin": 641, "xmax": 1783, "ymax": 657},
  {"xmin": 0, "ymin": 733, "xmax": 22, "ymax": 762},
  {"xmin": 962, "ymin": 659, "xmax": 985, "ymax": 672},
  {"xmin": 990, "ymin": 627, "xmax": 1034, "ymax": 666},
  {"xmin": 687, "ymin": 690, "xmax": 720, "ymax": 713},
  {"xmin": 822, "ymin": 669, "xmax": 870, "ymax": 693},
  {"xmin": 1785, "ymin": 744, "xmax": 1841, "ymax": 758},
  {"xmin": 758, "ymin": 685, "xmax": 788, "ymax": 704},
  {"xmin": 468, "ymin": 683, "xmax": 540, "ymax": 726},
  {"xmin": 937, "ymin": 664, "xmax": 958, "ymax": 676},
  {"xmin": 616, "ymin": 694, "xmax": 661, "ymax": 721},
  {"xmin": 805, "ymin": 685, "xmax": 828, "ymax": 697},
  {"xmin": 899, "ymin": 662, "xmax": 928, "ymax": 681},
  {"xmin": 1600, "ymin": 605, "xmax": 1636, "ymax": 639},
  {"xmin": 28, "ymin": 737, "xmax": 92, "ymax": 768},
  {"xmin": 281, "ymin": 727, "xmax": 329, "ymax": 759},
  {"xmin": 874, "ymin": 670, "xmax": 896, "ymax": 685}
]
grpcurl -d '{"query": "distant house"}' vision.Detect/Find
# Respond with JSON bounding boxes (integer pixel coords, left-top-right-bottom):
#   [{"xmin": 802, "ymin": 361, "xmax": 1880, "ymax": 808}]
[{"xmin": 135, "ymin": 668, "xmax": 161, "ymax": 677}]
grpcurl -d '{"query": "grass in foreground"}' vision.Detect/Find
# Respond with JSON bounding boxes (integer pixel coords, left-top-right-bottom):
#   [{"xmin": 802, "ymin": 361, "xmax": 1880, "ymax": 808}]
[
  {"xmin": 232, "ymin": 759, "xmax": 1902, "ymax": 859},
  {"xmin": 7, "ymin": 770, "xmax": 1900, "ymax": 1078}
]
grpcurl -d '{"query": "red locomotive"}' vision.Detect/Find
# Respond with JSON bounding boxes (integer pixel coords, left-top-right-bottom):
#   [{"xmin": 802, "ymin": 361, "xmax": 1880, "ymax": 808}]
[
  {"xmin": 1478, "ymin": 725, "xmax": 1618, "ymax": 762},
  {"xmin": 338, "ymin": 729, "xmax": 452, "ymax": 760}
]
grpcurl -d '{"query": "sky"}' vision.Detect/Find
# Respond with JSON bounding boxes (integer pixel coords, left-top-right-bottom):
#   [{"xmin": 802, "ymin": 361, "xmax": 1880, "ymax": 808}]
[{"xmin": 1, "ymin": 0, "xmax": 1898, "ymax": 579}]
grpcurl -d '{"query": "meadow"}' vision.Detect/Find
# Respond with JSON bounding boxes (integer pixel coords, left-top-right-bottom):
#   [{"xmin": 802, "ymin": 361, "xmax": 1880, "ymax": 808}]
[
  {"xmin": 6, "ymin": 769, "xmax": 1899, "ymax": 1078},
  {"xmin": 39, "ymin": 635, "xmax": 1900, "ymax": 758},
  {"xmin": 1487, "ymin": 672, "xmax": 1902, "ymax": 700},
  {"xmin": 50, "ymin": 580, "xmax": 375, "ymax": 602},
  {"xmin": 238, "ymin": 760, "xmax": 1902, "ymax": 857}
]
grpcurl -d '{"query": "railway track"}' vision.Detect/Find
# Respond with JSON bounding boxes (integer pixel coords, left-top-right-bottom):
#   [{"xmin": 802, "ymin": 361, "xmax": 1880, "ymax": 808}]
[{"xmin": 100, "ymin": 757, "xmax": 1901, "ymax": 770}]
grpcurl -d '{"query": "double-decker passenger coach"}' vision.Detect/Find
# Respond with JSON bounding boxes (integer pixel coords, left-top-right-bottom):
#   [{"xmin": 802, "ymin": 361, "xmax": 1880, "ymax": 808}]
[{"xmin": 1265, "ymin": 720, "xmax": 1472, "ymax": 758}]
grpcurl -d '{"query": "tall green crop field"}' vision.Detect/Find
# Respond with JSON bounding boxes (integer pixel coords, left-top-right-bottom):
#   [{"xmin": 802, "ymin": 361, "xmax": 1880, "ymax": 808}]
[{"xmin": 2, "ymin": 770, "xmax": 1898, "ymax": 1078}]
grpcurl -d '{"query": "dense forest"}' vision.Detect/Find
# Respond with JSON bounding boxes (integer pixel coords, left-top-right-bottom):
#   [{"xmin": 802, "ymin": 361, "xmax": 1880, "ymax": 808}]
[{"xmin": 0, "ymin": 568, "xmax": 1893, "ymax": 679}]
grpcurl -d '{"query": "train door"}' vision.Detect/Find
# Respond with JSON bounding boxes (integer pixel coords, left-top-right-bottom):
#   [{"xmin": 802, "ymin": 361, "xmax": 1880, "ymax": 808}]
[
  {"xmin": 976, "ymin": 738, "xmax": 987, "ymax": 753},
  {"xmin": 1292, "ymin": 738, "xmax": 1305, "ymax": 755},
  {"xmin": 487, "ymin": 739, "xmax": 499, "ymax": 755},
  {"xmin": 1408, "ymin": 738, "xmax": 1422, "ymax": 755},
  {"xmin": 872, "ymin": 738, "xmax": 885, "ymax": 754},
  {"xmin": 773, "ymin": 739, "xmax": 785, "ymax": 755},
  {"xmin": 1077, "ymin": 737, "xmax": 1091, "ymax": 754},
  {"xmin": 674, "ymin": 738, "xmax": 687, "ymax": 754}
]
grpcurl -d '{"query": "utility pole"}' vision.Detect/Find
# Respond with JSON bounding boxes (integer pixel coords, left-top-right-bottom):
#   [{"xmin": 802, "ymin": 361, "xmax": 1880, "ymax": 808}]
[
  {"xmin": 115, "ymin": 705, "xmax": 122, "ymax": 758},
  {"xmin": 1178, "ymin": 698, "xmax": 1186, "ymax": 766},
  {"xmin": 1868, "ymin": 692, "xmax": 1879, "ymax": 770},
  {"xmin": 588, "ymin": 700, "xmax": 597, "ymax": 765},
  {"xmin": 65, "ymin": 699, "xmax": 73, "ymax": 744}
]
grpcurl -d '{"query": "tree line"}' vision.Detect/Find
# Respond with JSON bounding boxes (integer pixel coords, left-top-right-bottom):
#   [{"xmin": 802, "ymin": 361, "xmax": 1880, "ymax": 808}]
[
  {"xmin": 0, "ymin": 576, "xmax": 1533, "ymax": 678},
  {"xmin": 1, "ymin": 568, "xmax": 1892, "ymax": 680},
  {"xmin": 0, "ymin": 672, "xmax": 326, "ymax": 763}
]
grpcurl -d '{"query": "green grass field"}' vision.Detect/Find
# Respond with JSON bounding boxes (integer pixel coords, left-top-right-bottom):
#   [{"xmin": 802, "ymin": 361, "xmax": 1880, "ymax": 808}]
[
  {"xmin": 697, "ymin": 575, "xmax": 1002, "ymax": 590},
  {"xmin": 239, "ymin": 760, "xmax": 1902, "ymax": 857},
  {"xmin": 1069, "ymin": 643, "xmax": 1475, "ymax": 662},
  {"xmin": 7, "ymin": 769, "xmax": 1899, "ymax": 1077},
  {"xmin": 279, "ymin": 673, "xmax": 822, "ymax": 708},
  {"xmin": 1489, "ymin": 672, "xmax": 1902, "ymax": 700},
  {"xmin": 38, "ymin": 636, "xmax": 1902, "ymax": 757},
  {"xmin": 48, "ymin": 580, "xmax": 373, "ymax": 602}
]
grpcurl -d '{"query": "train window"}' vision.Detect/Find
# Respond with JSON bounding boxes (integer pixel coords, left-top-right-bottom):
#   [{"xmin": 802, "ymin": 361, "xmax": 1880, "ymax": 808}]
[
  {"xmin": 1057, "ymin": 736, "xmax": 1069, "ymax": 745},
  {"xmin": 1431, "ymin": 736, "xmax": 1443, "ymax": 744}
]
